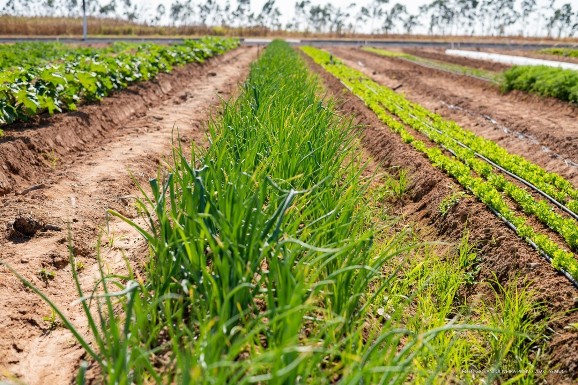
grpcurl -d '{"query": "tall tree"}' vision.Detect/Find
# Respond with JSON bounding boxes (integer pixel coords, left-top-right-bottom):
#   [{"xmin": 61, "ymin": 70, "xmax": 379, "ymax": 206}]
[
  {"xmin": 360, "ymin": 0, "xmax": 389, "ymax": 33},
  {"xmin": 548, "ymin": 3, "xmax": 574, "ymax": 38},
  {"xmin": 383, "ymin": 3, "xmax": 407, "ymax": 34},
  {"xmin": 307, "ymin": 4, "xmax": 330, "ymax": 32},
  {"xmin": 257, "ymin": 0, "xmax": 281, "ymax": 30},
  {"xmin": 494, "ymin": 0, "xmax": 518, "ymax": 36},
  {"xmin": 520, "ymin": 0, "xmax": 537, "ymax": 36},
  {"xmin": 291, "ymin": 1, "xmax": 311, "ymax": 31},
  {"xmin": 170, "ymin": 0, "xmax": 195, "ymax": 26},
  {"xmin": 233, "ymin": 0, "xmax": 252, "ymax": 27},
  {"xmin": 403, "ymin": 14, "xmax": 418, "ymax": 34},
  {"xmin": 153, "ymin": 4, "xmax": 165, "ymax": 25},
  {"xmin": 328, "ymin": 5, "xmax": 350, "ymax": 35}
]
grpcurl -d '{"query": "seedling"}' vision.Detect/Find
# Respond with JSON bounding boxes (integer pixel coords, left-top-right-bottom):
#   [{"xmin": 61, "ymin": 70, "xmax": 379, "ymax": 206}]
[
  {"xmin": 38, "ymin": 268, "xmax": 56, "ymax": 282},
  {"xmin": 43, "ymin": 309, "xmax": 61, "ymax": 331},
  {"xmin": 439, "ymin": 191, "xmax": 466, "ymax": 216},
  {"xmin": 42, "ymin": 149, "xmax": 59, "ymax": 170}
]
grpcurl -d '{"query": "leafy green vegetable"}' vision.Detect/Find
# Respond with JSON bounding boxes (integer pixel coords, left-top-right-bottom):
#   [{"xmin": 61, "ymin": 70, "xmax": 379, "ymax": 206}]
[
  {"xmin": 303, "ymin": 46, "xmax": 578, "ymax": 282},
  {"xmin": 0, "ymin": 37, "xmax": 239, "ymax": 126},
  {"xmin": 502, "ymin": 65, "xmax": 578, "ymax": 103}
]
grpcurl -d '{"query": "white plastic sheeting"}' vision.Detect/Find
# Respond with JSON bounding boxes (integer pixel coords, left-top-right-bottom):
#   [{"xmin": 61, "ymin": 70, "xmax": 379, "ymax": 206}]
[{"xmin": 445, "ymin": 49, "xmax": 578, "ymax": 71}]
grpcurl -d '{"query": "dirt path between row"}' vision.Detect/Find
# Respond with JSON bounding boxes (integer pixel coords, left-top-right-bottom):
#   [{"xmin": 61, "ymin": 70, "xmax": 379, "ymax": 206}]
[
  {"xmin": 0, "ymin": 46, "xmax": 257, "ymax": 385},
  {"xmin": 331, "ymin": 47, "xmax": 578, "ymax": 187},
  {"xmin": 300, "ymin": 50, "xmax": 578, "ymax": 384}
]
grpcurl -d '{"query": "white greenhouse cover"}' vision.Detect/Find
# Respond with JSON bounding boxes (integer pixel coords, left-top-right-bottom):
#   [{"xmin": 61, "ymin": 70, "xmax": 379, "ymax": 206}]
[{"xmin": 445, "ymin": 49, "xmax": 578, "ymax": 71}]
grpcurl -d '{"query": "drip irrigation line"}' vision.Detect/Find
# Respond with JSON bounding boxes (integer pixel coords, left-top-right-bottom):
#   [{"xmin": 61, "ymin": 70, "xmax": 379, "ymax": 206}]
[
  {"xmin": 365, "ymin": 80, "xmax": 578, "ymax": 224},
  {"xmin": 337, "ymin": 73, "xmax": 578, "ymax": 290},
  {"xmin": 367, "ymin": 81, "xmax": 577, "ymax": 214},
  {"xmin": 328, "ymin": 61, "xmax": 578, "ymax": 290},
  {"xmin": 441, "ymin": 101, "xmax": 578, "ymax": 170},
  {"xmin": 400, "ymin": 107, "xmax": 578, "ymax": 223},
  {"xmin": 476, "ymin": 154, "xmax": 578, "ymax": 222},
  {"xmin": 486, "ymin": 205, "xmax": 578, "ymax": 289}
]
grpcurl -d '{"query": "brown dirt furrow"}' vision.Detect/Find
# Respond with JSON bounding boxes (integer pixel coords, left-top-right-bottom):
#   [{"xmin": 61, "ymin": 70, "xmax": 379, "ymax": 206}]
[
  {"xmin": 0, "ymin": 47, "xmax": 247, "ymax": 196},
  {"xmin": 402, "ymin": 47, "xmax": 511, "ymax": 72},
  {"xmin": 0, "ymin": 46, "xmax": 257, "ymax": 385},
  {"xmin": 301, "ymin": 49, "xmax": 578, "ymax": 384},
  {"xmin": 329, "ymin": 46, "xmax": 578, "ymax": 187}
]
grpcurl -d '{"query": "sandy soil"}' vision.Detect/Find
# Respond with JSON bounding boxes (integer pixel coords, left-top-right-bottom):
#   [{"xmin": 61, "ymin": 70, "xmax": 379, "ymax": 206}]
[
  {"xmin": 0, "ymin": 46, "xmax": 257, "ymax": 385},
  {"xmin": 301, "ymin": 49, "xmax": 578, "ymax": 384},
  {"xmin": 332, "ymin": 47, "xmax": 578, "ymax": 188}
]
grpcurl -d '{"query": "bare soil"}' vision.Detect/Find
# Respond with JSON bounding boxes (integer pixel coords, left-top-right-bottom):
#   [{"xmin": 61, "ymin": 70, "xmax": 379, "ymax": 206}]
[
  {"xmin": 0, "ymin": 46, "xmax": 257, "ymax": 385},
  {"xmin": 332, "ymin": 47, "xmax": 578, "ymax": 187},
  {"xmin": 301, "ymin": 49, "xmax": 578, "ymax": 384}
]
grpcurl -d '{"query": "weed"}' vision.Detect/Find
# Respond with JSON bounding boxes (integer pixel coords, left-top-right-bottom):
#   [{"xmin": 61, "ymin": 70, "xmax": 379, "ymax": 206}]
[
  {"xmin": 75, "ymin": 260, "xmax": 85, "ymax": 272},
  {"xmin": 38, "ymin": 268, "xmax": 55, "ymax": 282},
  {"xmin": 42, "ymin": 149, "xmax": 59, "ymax": 170},
  {"xmin": 383, "ymin": 168, "xmax": 409, "ymax": 200},
  {"xmin": 439, "ymin": 191, "xmax": 466, "ymax": 216},
  {"xmin": 565, "ymin": 322, "xmax": 578, "ymax": 331},
  {"xmin": 43, "ymin": 309, "xmax": 61, "ymax": 331},
  {"xmin": 457, "ymin": 230, "xmax": 480, "ymax": 285}
]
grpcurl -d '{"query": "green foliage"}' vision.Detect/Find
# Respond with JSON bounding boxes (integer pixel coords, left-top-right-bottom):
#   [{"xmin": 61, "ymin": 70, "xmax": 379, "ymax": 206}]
[
  {"xmin": 0, "ymin": 37, "xmax": 239, "ymax": 126},
  {"xmin": 439, "ymin": 191, "xmax": 466, "ymax": 216},
  {"xmin": 502, "ymin": 65, "xmax": 578, "ymax": 103},
  {"xmin": 302, "ymin": 46, "xmax": 578, "ymax": 282},
  {"xmin": 90, "ymin": 39, "xmax": 544, "ymax": 384},
  {"xmin": 384, "ymin": 168, "xmax": 409, "ymax": 199},
  {"xmin": 363, "ymin": 46, "xmax": 414, "ymax": 59},
  {"xmin": 0, "ymin": 41, "xmax": 142, "ymax": 71},
  {"xmin": 0, "ymin": 42, "xmax": 74, "ymax": 70},
  {"xmin": 1, "ymin": 40, "xmax": 551, "ymax": 385}
]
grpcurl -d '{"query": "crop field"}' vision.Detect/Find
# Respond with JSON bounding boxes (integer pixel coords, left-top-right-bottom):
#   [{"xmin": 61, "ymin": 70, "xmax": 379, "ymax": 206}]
[{"xmin": 0, "ymin": 37, "xmax": 578, "ymax": 385}]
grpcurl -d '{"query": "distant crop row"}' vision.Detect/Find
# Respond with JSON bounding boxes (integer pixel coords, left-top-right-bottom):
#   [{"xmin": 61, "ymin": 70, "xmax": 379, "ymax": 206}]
[
  {"xmin": 303, "ymin": 46, "xmax": 578, "ymax": 282},
  {"xmin": 364, "ymin": 46, "xmax": 578, "ymax": 105},
  {"xmin": 501, "ymin": 65, "xmax": 578, "ymax": 103},
  {"xmin": 0, "ymin": 41, "xmax": 139, "ymax": 70},
  {"xmin": 0, "ymin": 37, "xmax": 238, "ymax": 131},
  {"xmin": 363, "ymin": 47, "xmax": 498, "ymax": 82}
]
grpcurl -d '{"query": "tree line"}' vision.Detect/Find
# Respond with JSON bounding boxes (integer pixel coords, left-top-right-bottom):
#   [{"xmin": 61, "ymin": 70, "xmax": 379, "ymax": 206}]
[{"xmin": 2, "ymin": 0, "xmax": 578, "ymax": 38}]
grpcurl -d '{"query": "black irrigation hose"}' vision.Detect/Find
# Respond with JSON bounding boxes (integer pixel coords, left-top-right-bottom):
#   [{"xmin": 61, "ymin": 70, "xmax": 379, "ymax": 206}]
[
  {"xmin": 476, "ymin": 153, "xmax": 578, "ymax": 222},
  {"xmin": 365, "ymin": 81, "xmax": 578, "ymax": 223},
  {"xmin": 403, "ymin": 109, "xmax": 578, "ymax": 223},
  {"xmin": 361, "ymin": 58, "xmax": 578, "ymax": 218},
  {"xmin": 343, "ymin": 79, "xmax": 578, "ymax": 290},
  {"xmin": 410, "ymin": 111, "xmax": 578, "ymax": 289},
  {"xmin": 486, "ymin": 205, "xmax": 578, "ymax": 289}
]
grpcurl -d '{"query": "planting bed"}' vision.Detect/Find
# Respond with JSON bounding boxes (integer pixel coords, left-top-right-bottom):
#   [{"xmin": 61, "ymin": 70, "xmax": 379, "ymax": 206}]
[
  {"xmin": 333, "ymin": 47, "xmax": 578, "ymax": 186},
  {"xmin": 301, "ymin": 45, "xmax": 578, "ymax": 384},
  {"xmin": 1, "ymin": 39, "xmax": 578, "ymax": 384}
]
